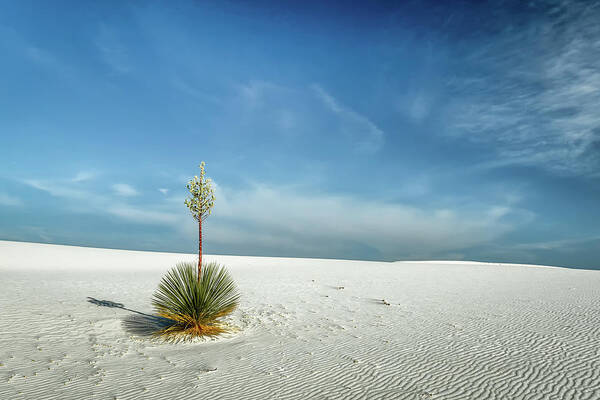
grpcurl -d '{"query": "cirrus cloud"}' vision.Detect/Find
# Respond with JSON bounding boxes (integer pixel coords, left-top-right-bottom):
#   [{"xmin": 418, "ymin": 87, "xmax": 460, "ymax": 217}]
[{"xmin": 446, "ymin": 0, "xmax": 600, "ymax": 177}]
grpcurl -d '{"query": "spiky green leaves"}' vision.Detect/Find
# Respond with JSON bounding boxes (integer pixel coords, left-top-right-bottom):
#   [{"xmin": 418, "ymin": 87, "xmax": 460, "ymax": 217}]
[
  {"xmin": 184, "ymin": 161, "xmax": 215, "ymax": 222},
  {"xmin": 151, "ymin": 261, "xmax": 240, "ymax": 339}
]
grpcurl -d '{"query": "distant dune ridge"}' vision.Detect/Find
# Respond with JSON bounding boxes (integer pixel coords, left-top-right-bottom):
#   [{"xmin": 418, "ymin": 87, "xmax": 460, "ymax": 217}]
[{"xmin": 1, "ymin": 240, "xmax": 599, "ymax": 399}]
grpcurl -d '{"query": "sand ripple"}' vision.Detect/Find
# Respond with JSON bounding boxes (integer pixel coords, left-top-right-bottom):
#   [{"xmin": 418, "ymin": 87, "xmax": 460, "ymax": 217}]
[{"xmin": 1, "ymin": 243, "xmax": 599, "ymax": 399}]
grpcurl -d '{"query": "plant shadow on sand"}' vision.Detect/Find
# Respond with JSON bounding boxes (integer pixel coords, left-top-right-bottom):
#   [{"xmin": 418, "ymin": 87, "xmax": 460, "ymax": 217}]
[{"xmin": 87, "ymin": 296, "xmax": 175, "ymax": 337}]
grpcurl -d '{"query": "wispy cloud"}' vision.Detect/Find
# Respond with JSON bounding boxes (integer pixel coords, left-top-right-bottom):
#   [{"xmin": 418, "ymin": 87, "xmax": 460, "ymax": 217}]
[
  {"xmin": 210, "ymin": 182, "xmax": 532, "ymax": 260},
  {"xmin": 514, "ymin": 235, "xmax": 600, "ymax": 252},
  {"xmin": 446, "ymin": 1, "xmax": 600, "ymax": 176},
  {"xmin": 72, "ymin": 171, "xmax": 96, "ymax": 182},
  {"xmin": 23, "ymin": 179, "xmax": 90, "ymax": 199},
  {"xmin": 312, "ymin": 84, "xmax": 384, "ymax": 154},
  {"xmin": 94, "ymin": 24, "xmax": 131, "ymax": 74},
  {"xmin": 22, "ymin": 176, "xmax": 182, "ymax": 228},
  {"xmin": 112, "ymin": 183, "xmax": 138, "ymax": 197},
  {"xmin": 19, "ymin": 172, "xmax": 532, "ymax": 260},
  {"xmin": 158, "ymin": 188, "xmax": 169, "ymax": 195},
  {"xmin": 23, "ymin": 226, "xmax": 53, "ymax": 242},
  {"xmin": 0, "ymin": 24, "xmax": 73, "ymax": 79},
  {"xmin": 25, "ymin": 46, "xmax": 63, "ymax": 70},
  {"xmin": 237, "ymin": 80, "xmax": 286, "ymax": 108},
  {"xmin": 230, "ymin": 81, "xmax": 385, "ymax": 152},
  {"xmin": 171, "ymin": 76, "xmax": 222, "ymax": 105},
  {"xmin": 107, "ymin": 206, "xmax": 180, "ymax": 225},
  {"xmin": 408, "ymin": 92, "xmax": 433, "ymax": 123},
  {"xmin": 0, "ymin": 193, "xmax": 23, "ymax": 207}
]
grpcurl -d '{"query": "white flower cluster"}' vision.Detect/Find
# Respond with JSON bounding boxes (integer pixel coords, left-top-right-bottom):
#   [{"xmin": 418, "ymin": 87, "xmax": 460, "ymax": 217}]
[{"xmin": 184, "ymin": 161, "xmax": 216, "ymax": 222}]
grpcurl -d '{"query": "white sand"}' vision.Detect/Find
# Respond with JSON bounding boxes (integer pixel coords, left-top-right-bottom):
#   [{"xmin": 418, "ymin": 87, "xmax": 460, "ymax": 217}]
[{"xmin": 1, "ymin": 240, "xmax": 599, "ymax": 399}]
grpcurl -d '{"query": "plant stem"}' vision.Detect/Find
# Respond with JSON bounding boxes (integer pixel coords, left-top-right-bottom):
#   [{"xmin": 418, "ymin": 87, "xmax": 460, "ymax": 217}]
[{"xmin": 198, "ymin": 219, "xmax": 202, "ymax": 281}]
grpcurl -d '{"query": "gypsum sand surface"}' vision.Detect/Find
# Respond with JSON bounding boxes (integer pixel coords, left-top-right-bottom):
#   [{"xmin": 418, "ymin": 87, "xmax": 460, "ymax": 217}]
[{"xmin": 0, "ymin": 240, "xmax": 599, "ymax": 400}]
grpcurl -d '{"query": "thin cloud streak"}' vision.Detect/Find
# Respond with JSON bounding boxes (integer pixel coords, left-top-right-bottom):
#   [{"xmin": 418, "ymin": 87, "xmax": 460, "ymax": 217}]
[
  {"xmin": 23, "ymin": 179, "xmax": 90, "ymax": 200},
  {"xmin": 515, "ymin": 235, "xmax": 600, "ymax": 252},
  {"xmin": 312, "ymin": 84, "xmax": 384, "ymax": 154},
  {"xmin": 107, "ymin": 206, "xmax": 180, "ymax": 225},
  {"xmin": 72, "ymin": 171, "xmax": 96, "ymax": 182},
  {"xmin": 112, "ymin": 183, "xmax": 139, "ymax": 197},
  {"xmin": 447, "ymin": 1, "xmax": 600, "ymax": 176},
  {"xmin": 0, "ymin": 193, "xmax": 23, "ymax": 207},
  {"xmin": 94, "ymin": 23, "xmax": 132, "ymax": 74},
  {"xmin": 21, "ymin": 177, "xmax": 184, "ymax": 229}
]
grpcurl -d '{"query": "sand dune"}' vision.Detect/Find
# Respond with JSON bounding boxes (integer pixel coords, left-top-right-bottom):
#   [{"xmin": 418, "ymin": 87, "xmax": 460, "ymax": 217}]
[{"xmin": 1, "ymin": 240, "xmax": 599, "ymax": 399}]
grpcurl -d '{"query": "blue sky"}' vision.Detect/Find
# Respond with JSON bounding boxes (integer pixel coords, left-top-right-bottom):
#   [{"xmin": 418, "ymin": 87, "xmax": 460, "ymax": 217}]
[{"xmin": 1, "ymin": 0, "xmax": 599, "ymax": 268}]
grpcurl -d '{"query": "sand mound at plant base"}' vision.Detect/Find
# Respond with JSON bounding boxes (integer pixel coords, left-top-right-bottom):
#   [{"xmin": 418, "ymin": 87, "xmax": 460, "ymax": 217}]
[{"xmin": 1, "ymin": 240, "xmax": 599, "ymax": 399}]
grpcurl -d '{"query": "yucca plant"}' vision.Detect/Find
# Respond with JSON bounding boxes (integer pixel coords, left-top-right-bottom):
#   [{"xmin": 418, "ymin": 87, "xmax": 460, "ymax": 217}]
[
  {"xmin": 150, "ymin": 162, "xmax": 239, "ymax": 341},
  {"xmin": 152, "ymin": 261, "xmax": 240, "ymax": 341}
]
